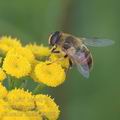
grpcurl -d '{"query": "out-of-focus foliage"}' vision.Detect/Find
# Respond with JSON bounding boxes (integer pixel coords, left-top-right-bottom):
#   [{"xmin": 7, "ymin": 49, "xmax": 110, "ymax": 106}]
[{"xmin": 0, "ymin": 0, "xmax": 119, "ymax": 120}]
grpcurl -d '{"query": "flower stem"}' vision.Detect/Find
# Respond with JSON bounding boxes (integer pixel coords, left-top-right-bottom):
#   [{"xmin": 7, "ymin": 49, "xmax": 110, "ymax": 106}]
[
  {"xmin": 8, "ymin": 76, "xmax": 14, "ymax": 90},
  {"xmin": 33, "ymin": 83, "xmax": 45, "ymax": 94},
  {"xmin": 20, "ymin": 79, "xmax": 27, "ymax": 89}
]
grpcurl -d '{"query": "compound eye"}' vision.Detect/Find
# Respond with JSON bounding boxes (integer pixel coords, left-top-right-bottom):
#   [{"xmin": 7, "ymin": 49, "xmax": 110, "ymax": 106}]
[{"xmin": 49, "ymin": 31, "xmax": 61, "ymax": 46}]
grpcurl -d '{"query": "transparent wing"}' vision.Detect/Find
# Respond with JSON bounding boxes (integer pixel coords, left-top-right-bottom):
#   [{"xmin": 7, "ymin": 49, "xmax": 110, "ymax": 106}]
[
  {"xmin": 76, "ymin": 62, "xmax": 90, "ymax": 79},
  {"xmin": 71, "ymin": 50, "xmax": 90, "ymax": 79},
  {"xmin": 82, "ymin": 38, "xmax": 115, "ymax": 47}
]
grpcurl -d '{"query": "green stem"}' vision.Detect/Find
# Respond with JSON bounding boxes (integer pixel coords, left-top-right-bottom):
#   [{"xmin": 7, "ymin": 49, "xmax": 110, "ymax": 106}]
[
  {"xmin": 20, "ymin": 79, "xmax": 27, "ymax": 89},
  {"xmin": 33, "ymin": 83, "xmax": 45, "ymax": 94},
  {"xmin": 8, "ymin": 76, "xmax": 14, "ymax": 90}
]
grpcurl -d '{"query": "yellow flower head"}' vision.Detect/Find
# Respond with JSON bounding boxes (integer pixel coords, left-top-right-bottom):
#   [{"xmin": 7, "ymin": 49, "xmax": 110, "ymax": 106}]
[
  {"xmin": 7, "ymin": 88, "xmax": 35, "ymax": 111},
  {"xmin": 35, "ymin": 94, "xmax": 60, "ymax": 120},
  {"xmin": 0, "ymin": 36, "xmax": 21, "ymax": 54},
  {"xmin": 26, "ymin": 43, "xmax": 50, "ymax": 57},
  {"xmin": 0, "ymin": 99, "xmax": 10, "ymax": 119},
  {"xmin": 0, "ymin": 68, "xmax": 6, "ymax": 82},
  {"xmin": 35, "ymin": 61, "xmax": 66, "ymax": 87},
  {"xmin": 0, "ymin": 83, "xmax": 8, "ymax": 99},
  {"xmin": 3, "ymin": 52, "xmax": 31, "ymax": 78},
  {"xmin": 1, "ymin": 110, "xmax": 30, "ymax": 120},
  {"xmin": 7, "ymin": 47, "xmax": 35, "ymax": 64}
]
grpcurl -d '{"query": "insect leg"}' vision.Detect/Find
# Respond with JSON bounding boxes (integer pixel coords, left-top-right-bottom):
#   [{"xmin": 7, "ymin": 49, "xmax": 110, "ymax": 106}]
[
  {"xmin": 52, "ymin": 50, "xmax": 60, "ymax": 53},
  {"xmin": 69, "ymin": 59, "xmax": 73, "ymax": 68},
  {"xmin": 51, "ymin": 45, "xmax": 60, "ymax": 53},
  {"xmin": 64, "ymin": 54, "xmax": 68, "ymax": 58},
  {"xmin": 51, "ymin": 45, "xmax": 57, "ymax": 52},
  {"xmin": 63, "ymin": 54, "xmax": 72, "ymax": 80}
]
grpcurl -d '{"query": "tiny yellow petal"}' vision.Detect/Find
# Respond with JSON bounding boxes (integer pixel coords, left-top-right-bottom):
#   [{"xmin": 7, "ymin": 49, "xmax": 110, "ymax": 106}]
[
  {"xmin": 35, "ymin": 94, "xmax": 60, "ymax": 120},
  {"xmin": 35, "ymin": 61, "xmax": 66, "ymax": 87}
]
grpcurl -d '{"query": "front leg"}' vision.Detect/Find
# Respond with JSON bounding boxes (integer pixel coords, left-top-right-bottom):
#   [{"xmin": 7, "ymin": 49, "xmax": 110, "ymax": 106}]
[
  {"xmin": 51, "ymin": 45, "xmax": 61, "ymax": 53},
  {"xmin": 51, "ymin": 45, "xmax": 57, "ymax": 52}
]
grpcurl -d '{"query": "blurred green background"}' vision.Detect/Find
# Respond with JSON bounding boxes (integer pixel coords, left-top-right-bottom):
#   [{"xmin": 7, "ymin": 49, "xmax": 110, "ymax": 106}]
[{"xmin": 0, "ymin": 0, "xmax": 119, "ymax": 120}]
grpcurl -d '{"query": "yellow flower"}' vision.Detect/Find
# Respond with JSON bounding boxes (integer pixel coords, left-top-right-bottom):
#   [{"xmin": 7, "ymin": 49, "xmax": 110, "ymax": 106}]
[
  {"xmin": 0, "ymin": 68, "xmax": 6, "ymax": 82},
  {"xmin": 7, "ymin": 47, "xmax": 35, "ymax": 64},
  {"xmin": 25, "ymin": 111, "xmax": 42, "ymax": 120},
  {"xmin": 7, "ymin": 88, "xmax": 35, "ymax": 111},
  {"xmin": 1, "ymin": 110, "xmax": 30, "ymax": 120},
  {"xmin": 0, "ymin": 36, "xmax": 21, "ymax": 54},
  {"xmin": 50, "ymin": 53, "xmax": 69, "ymax": 69},
  {"xmin": 0, "ymin": 83, "xmax": 8, "ymax": 99},
  {"xmin": 26, "ymin": 43, "xmax": 50, "ymax": 57},
  {"xmin": 35, "ymin": 94, "xmax": 60, "ymax": 120},
  {"xmin": 0, "ymin": 99, "xmax": 10, "ymax": 119},
  {"xmin": 3, "ymin": 52, "xmax": 31, "ymax": 78},
  {"xmin": 35, "ymin": 61, "xmax": 66, "ymax": 87}
]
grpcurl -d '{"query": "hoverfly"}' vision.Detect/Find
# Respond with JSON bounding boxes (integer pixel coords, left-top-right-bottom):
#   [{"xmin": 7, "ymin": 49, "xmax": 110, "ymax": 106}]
[{"xmin": 48, "ymin": 31, "xmax": 114, "ymax": 78}]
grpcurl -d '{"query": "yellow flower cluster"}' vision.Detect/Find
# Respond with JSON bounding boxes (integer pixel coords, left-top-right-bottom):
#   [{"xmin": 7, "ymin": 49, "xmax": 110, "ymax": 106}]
[
  {"xmin": 0, "ymin": 85, "xmax": 60, "ymax": 120},
  {"xmin": 0, "ymin": 36, "xmax": 69, "ymax": 120},
  {"xmin": 0, "ymin": 36, "xmax": 68, "ymax": 87}
]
